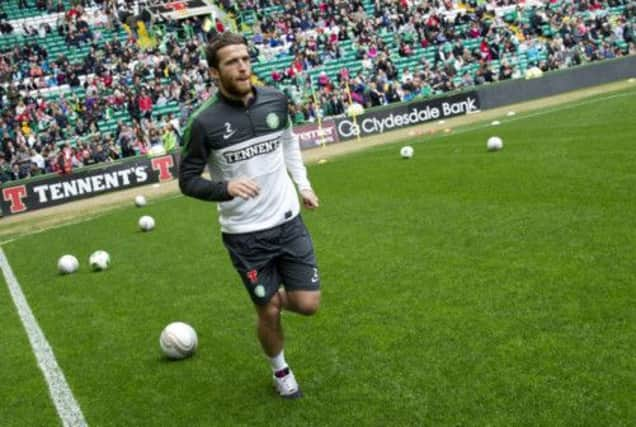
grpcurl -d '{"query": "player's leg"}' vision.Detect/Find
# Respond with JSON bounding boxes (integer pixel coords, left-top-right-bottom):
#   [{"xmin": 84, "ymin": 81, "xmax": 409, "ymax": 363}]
[
  {"xmin": 222, "ymin": 230, "xmax": 302, "ymax": 398},
  {"xmin": 266, "ymin": 215, "xmax": 319, "ymax": 398},
  {"xmin": 254, "ymin": 291, "xmax": 284, "ymax": 357},
  {"xmin": 235, "ymin": 266, "xmax": 302, "ymax": 398},
  {"xmin": 254, "ymin": 292, "xmax": 302, "ymax": 398}
]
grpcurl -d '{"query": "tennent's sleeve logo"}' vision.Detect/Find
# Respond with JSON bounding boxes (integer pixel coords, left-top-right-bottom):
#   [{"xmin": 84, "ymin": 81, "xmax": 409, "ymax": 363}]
[{"xmin": 266, "ymin": 113, "xmax": 280, "ymax": 129}]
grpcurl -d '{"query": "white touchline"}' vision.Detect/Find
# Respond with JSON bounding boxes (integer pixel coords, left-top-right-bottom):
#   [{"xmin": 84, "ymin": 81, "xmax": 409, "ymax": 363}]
[{"xmin": 0, "ymin": 247, "xmax": 87, "ymax": 427}]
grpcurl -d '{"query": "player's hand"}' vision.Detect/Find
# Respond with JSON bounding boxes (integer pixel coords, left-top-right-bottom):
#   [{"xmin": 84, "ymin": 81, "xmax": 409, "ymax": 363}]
[
  {"xmin": 227, "ymin": 177, "xmax": 260, "ymax": 200},
  {"xmin": 300, "ymin": 189, "xmax": 319, "ymax": 209}
]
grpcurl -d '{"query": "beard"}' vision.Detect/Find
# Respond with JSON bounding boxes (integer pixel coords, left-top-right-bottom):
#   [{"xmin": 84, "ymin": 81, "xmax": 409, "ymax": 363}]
[{"xmin": 218, "ymin": 73, "xmax": 252, "ymax": 99}]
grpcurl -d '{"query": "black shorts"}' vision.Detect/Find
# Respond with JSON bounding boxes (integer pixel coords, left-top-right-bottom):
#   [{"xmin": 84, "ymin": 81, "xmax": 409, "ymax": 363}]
[{"xmin": 222, "ymin": 215, "xmax": 320, "ymax": 305}]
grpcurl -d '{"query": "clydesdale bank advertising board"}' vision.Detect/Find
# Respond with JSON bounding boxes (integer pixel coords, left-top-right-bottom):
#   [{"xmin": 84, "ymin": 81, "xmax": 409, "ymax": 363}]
[{"xmin": 335, "ymin": 91, "xmax": 480, "ymax": 140}]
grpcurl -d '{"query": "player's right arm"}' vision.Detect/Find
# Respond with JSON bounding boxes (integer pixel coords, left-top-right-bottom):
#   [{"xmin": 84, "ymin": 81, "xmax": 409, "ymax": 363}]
[
  {"xmin": 179, "ymin": 118, "xmax": 260, "ymax": 201},
  {"xmin": 179, "ymin": 118, "xmax": 232, "ymax": 201}
]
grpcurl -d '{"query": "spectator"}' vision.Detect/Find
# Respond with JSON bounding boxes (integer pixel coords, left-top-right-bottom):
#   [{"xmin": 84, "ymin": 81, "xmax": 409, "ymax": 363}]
[
  {"xmin": 0, "ymin": 153, "xmax": 11, "ymax": 182},
  {"xmin": 92, "ymin": 143, "xmax": 109, "ymax": 163}
]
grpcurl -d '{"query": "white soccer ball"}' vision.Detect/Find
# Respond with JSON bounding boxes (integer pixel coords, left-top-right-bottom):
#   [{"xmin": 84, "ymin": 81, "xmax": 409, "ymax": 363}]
[
  {"xmin": 57, "ymin": 255, "xmax": 79, "ymax": 274},
  {"xmin": 89, "ymin": 250, "xmax": 110, "ymax": 272},
  {"xmin": 346, "ymin": 102, "xmax": 365, "ymax": 117},
  {"xmin": 139, "ymin": 215, "xmax": 155, "ymax": 232},
  {"xmin": 148, "ymin": 144, "xmax": 167, "ymax": 157},
  {"xmin": 487, "ymin": 136, "xmax": 503, "ymax": 152},
  {"xmin": 134, "ymin": 195, "xmax": 147, "ymax": 207},
  {"xmin": 400, "ymin": 145, "xmax": 414, "ymax": 159},
  {"xmin": 160, "ymin": 322, "xmax": 198, "ymax": 360}
]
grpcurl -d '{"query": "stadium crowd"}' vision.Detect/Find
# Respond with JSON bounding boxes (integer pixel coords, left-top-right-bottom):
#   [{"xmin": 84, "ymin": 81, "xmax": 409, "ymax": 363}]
[
  {"xmin": 0, "ymin": 0, "xmax": 634, "ymax": 183},
  {"xmin": 0, "ymin": 0, "xmax": 214, "ymax": 182},
  {"xmin": 239, "ymin": 0, "xmax": 635, "ymax": 121}
]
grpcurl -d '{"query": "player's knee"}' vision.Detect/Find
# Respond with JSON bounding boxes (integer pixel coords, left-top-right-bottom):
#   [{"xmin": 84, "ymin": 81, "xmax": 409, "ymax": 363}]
[
  {"xmin": 256, "ymin": 295, "xmax": 282, "ymax": 324},
  {"xmin": 295, "ymin": 293, "xmax": 320, "ymax": 316},
  {"xmin": 257, "ymin": 306, "xmax": 280, "ymax": 328}
]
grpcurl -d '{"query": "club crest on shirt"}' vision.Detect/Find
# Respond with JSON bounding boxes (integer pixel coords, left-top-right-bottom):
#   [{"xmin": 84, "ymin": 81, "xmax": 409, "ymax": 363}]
[
  {"xmin": 266, "ymin": 112, "xmax": 280, "ymax": 129},
  {"xmin": 254, "ymin": 285, "xmax": 266, "ymax": 298}
]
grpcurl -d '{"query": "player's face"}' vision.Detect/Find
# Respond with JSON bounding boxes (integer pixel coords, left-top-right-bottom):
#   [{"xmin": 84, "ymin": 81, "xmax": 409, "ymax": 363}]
[{"xmin": 212, "ymin": 44, "xmax": 252, "ymax": 98}]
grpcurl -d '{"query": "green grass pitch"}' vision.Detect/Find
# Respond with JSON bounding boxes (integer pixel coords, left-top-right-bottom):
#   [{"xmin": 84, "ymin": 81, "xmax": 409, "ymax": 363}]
[{"xmin": 1, "ymin": 88, "xmax": 635, "ymax": 426}]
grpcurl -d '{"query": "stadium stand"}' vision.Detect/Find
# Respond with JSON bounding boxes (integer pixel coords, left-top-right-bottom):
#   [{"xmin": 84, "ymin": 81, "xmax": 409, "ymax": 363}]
[
  {"xmin": 0, "ymin": 0, "xmax": 634, "ymax": 183},
  {"xmin": 236, "ymin": 0, "xmax": 635, "ymax": 121}
]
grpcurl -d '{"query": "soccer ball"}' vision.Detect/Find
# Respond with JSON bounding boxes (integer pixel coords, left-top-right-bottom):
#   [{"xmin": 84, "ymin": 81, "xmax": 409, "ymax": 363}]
[
  {"xmin": 57, "ymin": 255, "xmax": 79, "ymax": 274},
  {"xmin": 134, "ymin": 195, "xmax": 147, "ymax": 207},
  {"xmin": 487, "ymin": 136, "xmax": 503, "ymax": 151},
  {"xmin": 149, "ymin": 144, "xmax": 167, "ymax": 157},
  {"xmin": 400, "ymin": 145, "xmax": 414, "ymax": 159},
  {"xmin": 139, "ymin": 215, "xmax": 155, "ymax": 232},
  {"xmin": 89, "ymin": 250, "xmax": 110, "ymax": 272},
  {"xmin": 160, "ymin": 322, "xmax": 198, "ymax": 360},
  {"xmin": 346, "ymin": 102, "xmax": 365, "ymax": 117}
]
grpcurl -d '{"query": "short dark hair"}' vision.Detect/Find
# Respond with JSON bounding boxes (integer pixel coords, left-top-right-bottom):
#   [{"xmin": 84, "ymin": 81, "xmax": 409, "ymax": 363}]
[{"xmin": 205, "ymin": 32, "xmax": 247, "ymax": 69}]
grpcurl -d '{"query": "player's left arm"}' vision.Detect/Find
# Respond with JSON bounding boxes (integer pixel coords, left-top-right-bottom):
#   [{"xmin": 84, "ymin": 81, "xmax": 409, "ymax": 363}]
[{"xmin": 281, "ymin": 116, "xmax": 319, "ymax": 209}]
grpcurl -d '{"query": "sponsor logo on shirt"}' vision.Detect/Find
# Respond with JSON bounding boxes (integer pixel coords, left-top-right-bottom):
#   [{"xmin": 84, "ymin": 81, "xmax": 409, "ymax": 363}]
[{"xmin": 223, "ymin": 138, "xmax": 280, "ymax": 163}]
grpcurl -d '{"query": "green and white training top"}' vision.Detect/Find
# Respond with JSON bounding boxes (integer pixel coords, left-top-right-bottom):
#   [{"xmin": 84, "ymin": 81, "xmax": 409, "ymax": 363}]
[{"xmin": 178, "ymin": 86, "xmax": 312, "ymax": 234}]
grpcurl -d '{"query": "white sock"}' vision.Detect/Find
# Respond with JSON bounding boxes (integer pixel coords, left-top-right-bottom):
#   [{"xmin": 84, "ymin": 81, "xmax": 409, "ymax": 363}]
[{"xmin": 269, "ymin": 350, "xmax": 288, "ymax": 373}]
